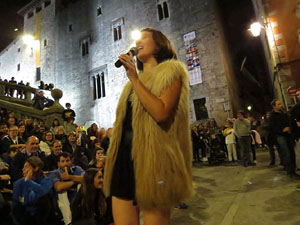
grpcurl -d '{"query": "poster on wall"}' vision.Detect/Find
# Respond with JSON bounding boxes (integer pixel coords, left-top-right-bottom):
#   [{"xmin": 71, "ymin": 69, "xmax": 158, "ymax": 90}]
[{"xmin": 183, "ymin": 31, "xmax": 202, "ymax": 85}]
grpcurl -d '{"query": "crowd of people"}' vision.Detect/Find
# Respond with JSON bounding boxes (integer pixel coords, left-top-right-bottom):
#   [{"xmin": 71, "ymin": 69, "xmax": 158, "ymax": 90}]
[
  {"xmin": 191, "ymin": 93, "xmax": 300, "ymax": 180},
  {"xmin": 0, "ymin": 105, "xmax": 114, "ymax": 225},
  {"xmin": 0, "ymin": 76, "xmax": 31, "ymax": 99}
]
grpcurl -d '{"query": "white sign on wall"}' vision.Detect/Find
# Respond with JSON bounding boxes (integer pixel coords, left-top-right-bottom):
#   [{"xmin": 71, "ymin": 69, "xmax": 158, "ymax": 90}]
[{"xmin": 183, "ymin": 31, "xmax": 202, "ymax": 85}]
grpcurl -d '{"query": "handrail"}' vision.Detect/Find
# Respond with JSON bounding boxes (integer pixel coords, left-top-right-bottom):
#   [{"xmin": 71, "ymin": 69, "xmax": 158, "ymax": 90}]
[{"xmin": 0, "ymin": 86, "xmax": 65, "ymax": 129}]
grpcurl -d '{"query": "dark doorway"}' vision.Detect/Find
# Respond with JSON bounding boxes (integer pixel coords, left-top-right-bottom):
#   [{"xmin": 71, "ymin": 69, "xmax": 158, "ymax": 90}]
[{"xmin": 193, "ymin": 98, "xmax": 209, "ymax": 121}]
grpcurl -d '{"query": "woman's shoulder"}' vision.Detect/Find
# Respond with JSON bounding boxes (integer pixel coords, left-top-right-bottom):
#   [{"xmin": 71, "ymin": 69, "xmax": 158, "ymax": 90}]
[{"xmin": 154, "ymin": 59, "xmax": 189, "ymax": 81}]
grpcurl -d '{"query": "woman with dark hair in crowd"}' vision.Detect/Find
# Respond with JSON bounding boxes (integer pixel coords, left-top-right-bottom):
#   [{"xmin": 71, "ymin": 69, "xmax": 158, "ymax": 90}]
[
  {"xmin": 50, "ymin": 118, "xmax": 60, "ymax": 135},
  {"xmin": 24, "ymin": 118, "xmax": 35, "ymax": 139},
  {"xmin": 73, "ymin": 137, "xmax": 90, "ymax": 170},
  {"xmin": 18, "ymin": 124, "xmax": 26, "ymax": 140},
  {"xmin": 88, "ymin": 123, "xmax": 99, "ymax": 148},
  {"xmin": 71, "ymin": 168, "xmax": 113, "ymax": 225},
  {"xmin": 104, "ymin": 28, "xmax": 193, "ymax": 225},
  {"xmin": 39, "ymin": 131, "xmax": 55, "ymax": 156},
  {"xmin": 89, "ymin": 147, "xmax": 105, "ymax": 171}
]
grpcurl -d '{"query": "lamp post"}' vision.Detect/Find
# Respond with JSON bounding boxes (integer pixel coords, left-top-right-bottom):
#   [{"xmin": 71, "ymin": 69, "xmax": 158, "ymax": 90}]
[{"xmin": 248, "ymin": 21, "xmax": 288, "ymax": 109}]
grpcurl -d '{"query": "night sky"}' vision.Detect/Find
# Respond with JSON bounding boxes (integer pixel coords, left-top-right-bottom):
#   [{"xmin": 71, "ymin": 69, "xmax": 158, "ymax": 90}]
[{"xmin": 0, "ymin": 0, "xmax": 30, "ymax": 52}]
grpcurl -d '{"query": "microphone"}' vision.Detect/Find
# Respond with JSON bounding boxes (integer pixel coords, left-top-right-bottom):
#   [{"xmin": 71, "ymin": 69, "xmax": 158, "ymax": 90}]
[{"xmin": 115, "ymin": 47, "xmax": 139, "ymax": 68}]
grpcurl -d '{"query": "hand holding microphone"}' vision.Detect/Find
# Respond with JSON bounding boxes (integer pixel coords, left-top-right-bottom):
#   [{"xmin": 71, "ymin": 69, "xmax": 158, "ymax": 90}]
[
  {"xmin": 116, "ymin": 47, "xmax": 139, "ymax": 81},
  {"xmin": 115, "ymin": 47, "xmax": 138, "ymax": 68}
]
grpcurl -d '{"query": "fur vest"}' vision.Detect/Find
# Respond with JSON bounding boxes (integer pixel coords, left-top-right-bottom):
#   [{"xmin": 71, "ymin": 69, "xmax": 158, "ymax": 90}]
[{"xmin": 104, "ymin": 59, "xmax": 194, "ymax": 210}]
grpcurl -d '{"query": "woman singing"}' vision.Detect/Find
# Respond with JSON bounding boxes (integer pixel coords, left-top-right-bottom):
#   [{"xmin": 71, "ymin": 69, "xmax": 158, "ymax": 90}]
[{"xmin": 104, "ymin": 28, "xmax": 194, "ymax": 225}]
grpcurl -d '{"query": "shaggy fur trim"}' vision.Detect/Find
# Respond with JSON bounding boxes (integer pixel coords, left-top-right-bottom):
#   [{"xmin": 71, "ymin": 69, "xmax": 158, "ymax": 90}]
[{"xmin": 104, "ymin": 59, "xmax": 194, "ymax": 210}]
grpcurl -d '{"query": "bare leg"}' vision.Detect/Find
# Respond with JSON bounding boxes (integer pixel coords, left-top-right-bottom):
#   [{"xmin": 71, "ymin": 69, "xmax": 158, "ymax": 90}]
[
  {"xmin": 143, "ymin": 209, "xmax": 171, "ymax": 225},
  {"xmin": 112, "ymin": 196, "xmax": 140, "ymax": 225}
]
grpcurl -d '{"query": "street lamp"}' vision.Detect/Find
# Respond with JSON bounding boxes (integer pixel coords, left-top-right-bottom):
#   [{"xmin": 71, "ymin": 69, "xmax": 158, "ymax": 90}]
[
  {"xmin": 249, "ymin": 22, "xmax": 263, "ymax": 37},
  {"xmin": 131, "ymin": 30, "xmax": 141, "ymax": 41}
]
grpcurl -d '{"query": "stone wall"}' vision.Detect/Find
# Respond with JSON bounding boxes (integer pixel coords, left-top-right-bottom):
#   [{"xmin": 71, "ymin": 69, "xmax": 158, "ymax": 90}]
[{"xmin": 0, "ymin": 0, "xmax": 232, "ymax": 127}]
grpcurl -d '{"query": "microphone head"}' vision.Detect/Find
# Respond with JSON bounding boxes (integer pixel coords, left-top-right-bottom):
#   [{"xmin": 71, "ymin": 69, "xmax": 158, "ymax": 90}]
[{"xmin": 130, "ymin": 47, "xmax": 139, "ymax": 56}]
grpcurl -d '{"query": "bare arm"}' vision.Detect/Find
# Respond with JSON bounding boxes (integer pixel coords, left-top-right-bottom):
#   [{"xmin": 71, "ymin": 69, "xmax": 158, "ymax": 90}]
[
  {"xmin": 119, "ymin": 54, "xmax": 182, "ymax": 123},
  {"xmin": 54, "ymin": 181, "xmax": 75, "ymax": 193}
]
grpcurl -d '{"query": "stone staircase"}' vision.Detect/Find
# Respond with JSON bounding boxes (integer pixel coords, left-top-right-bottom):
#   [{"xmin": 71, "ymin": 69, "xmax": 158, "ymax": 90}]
[{"xmin": 0, "ymin": 81, "xmax": 64, "ymax": 128}]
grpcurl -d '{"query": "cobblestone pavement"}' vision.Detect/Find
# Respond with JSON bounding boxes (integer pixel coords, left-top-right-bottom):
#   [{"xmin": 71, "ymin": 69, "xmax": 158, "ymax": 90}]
[{"xmin": 171, "ymin": 148, "xmax": 300, "ymax": 225}]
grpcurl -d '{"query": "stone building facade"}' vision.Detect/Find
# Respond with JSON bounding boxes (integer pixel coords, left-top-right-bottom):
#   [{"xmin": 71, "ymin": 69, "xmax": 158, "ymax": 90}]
[
  {"xmin": 253, "ymin": 0, "xmax": 300, "ymax": 108},
  {"xmin": 0, "ymin": 0, "xmax": 234, "ymax": 128}
]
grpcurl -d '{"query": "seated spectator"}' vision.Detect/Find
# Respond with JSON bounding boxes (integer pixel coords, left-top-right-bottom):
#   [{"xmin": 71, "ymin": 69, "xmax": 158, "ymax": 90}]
[
  {"xmin": 44, "ymin": 140, "xmax": 63, "ymax": 171},
  {"xmin": 63, "ymin": 132, "xmax": 77, "ymax": 154},
  {"xmin": 11, "ymin": 136, "xmax": 45, "ymax": 183},
  {"xmin": 89, "ymin": 147, "xmax": 105, "ymax": 171},
  {"xmin": 62, "ymin": 103, "xmax": 76, "ymax": 122},
  {"xmin": 0, "ymin": 165, "xmax": 12, "ymax": 225},
  {"xmin": 64, "ymin": 117, "xmax": 77, "ymax": 135},
  {"xmin": 71, "ymin": 168, "xmax": 113, "ymax": 225},
  {"xmin": 87, "ymin": 138, "xmax": 101, "ymax": 161},
  {"xmin": 32, "ymin": 91, "xmax": 47, "ymax": 110},
  {"xmin": 17, "ymin": 120, "xmax": 25, "ymax": 127},
  {"xmin": 0, "ymin": 125, "xmax": 25, "ymax": 155},
  {"xmin": 7, "ymin": 117, "xmax": 16, "ymax": 127},
  {"xmin": 34, "ymin": 124, "xmax": 46, "ymax": 141},
  {"xmin": 0, "ymin": 123, "xmax": 8, "ymax": 140},
  {"xmin": 88, "ymin": 123, "xmax": 98, "ymax": 148},
  {"xmin": 75, "ymin": 126, "xmax": 88, "ymax": 150},
  {"xmin": 39, "ymin": 131, "xmax": 55, "ymax": 156},
  {"xmin": 1, "ymin": 146, "xmax": 18, "ymax": 175},
  {"xmin": 48, "ymin": 152, "xmax": 84, "ymax": 225},
  {"xmin": 55, "ymin": 126, "xmax": 68, "ymax": 146},
  {"xmin": 18, "ymin": 124, "xmax": 26, "ymax": 140},
  {"xmin": 50, "ymin": 119, "xmax": 61, "ymax": 135},
  {"xmin": 72, "ymin": 138, "xmax": 89, "ymax": 170},
  {"xmin": 12, "ymin": 156, "xmax": 53, "ymax": 225},
  {"xmin": 101, "ymin": 128, "xmax": 113, "ymax": 153},
  {"xmin": 0, "ymin": 108, "xmax": 8, "ymax": 123},
  {"xmin": 24, "ymin": 118, "xmax": 35, "ymax": 139}
]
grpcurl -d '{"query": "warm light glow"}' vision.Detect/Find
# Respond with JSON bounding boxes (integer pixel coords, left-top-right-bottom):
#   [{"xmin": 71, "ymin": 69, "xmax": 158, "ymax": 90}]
[
  {"xmin": 14, "ymin": 28, "xmax": 18, "ymax": 32},
  {"xmin": 247, "ymin": 105, "xmax": 252, "ymax": 111},
  {"xmin": 249, "ymin": 22, "xmax": 262, "ymax": 37},
  {"xmin": 131, "ymin": 30, "xmax": 141, "ymax": 40},
  {"xmin": 22, "ymin": 35, "xmax": 34, "ymax": 45},
  {"xmin": 33, "ymin": 40, "xmax": 40, "ymax": 50}
]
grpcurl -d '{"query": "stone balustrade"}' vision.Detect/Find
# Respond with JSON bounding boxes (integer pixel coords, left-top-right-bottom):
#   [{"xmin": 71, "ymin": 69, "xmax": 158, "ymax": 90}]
[{"xmin": 0, "ymin": 81, "xmax": 65, "ymax": 128}]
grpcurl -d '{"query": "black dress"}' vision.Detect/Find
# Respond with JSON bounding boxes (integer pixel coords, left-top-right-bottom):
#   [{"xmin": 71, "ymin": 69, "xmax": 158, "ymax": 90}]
[{"xmin": 110, "ymin": 95, "xmax": 135, "ymax": 200}]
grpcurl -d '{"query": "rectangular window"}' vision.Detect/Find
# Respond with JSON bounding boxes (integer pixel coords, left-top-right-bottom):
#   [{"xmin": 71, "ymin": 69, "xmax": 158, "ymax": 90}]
[
  {"xmin": 157, "ymin": 4, "xmax": 163, "ymax": 20},
  {"xmin": 18, "ymin": 48, "xmax": 21, "ymax": 52},
  {"xmin": 93, "ymin": 77, "xmax": 97, "ymax": 100},
  {"xmin": 193, "ymin": 98, "xmax": 209, "ymax": 121},
  {"xmin": 80, "ymin": 36, "xmax": 91, "ymax": 57},
  {"xmin": 44, "ymin": 39, "xmax": 48, "ymax": 47},
  {"xmin": 69, "ymin": 24, "xmax": 73, "ymax": 32},
  {"xmin": 113, "ymin": 26, "xmax": 122, "ymax": 41},
  {"xmin": 36, "ymin": 6, "xmax": 42, "ymax": 13},
  {"xmin": 93, "ymin": 72, "xmax": 106, "ymax": 99},
  {"xmin": 44, "ymin": 0, "xmax": 51, "ymax": 8},
  {"xmin": 112, "ymin": 18, "xmax": 123, "ymax": 42},
  {"xmin": 157, "ymin": 1, "xmax": 169, "ymax": 21},
  {"xmin": 36, "ymin": 67, "xmax": 41, "ymax": 81},
  {"xmin": 17, "ymin": 64, "xmax": 20, "ymax": 71},
  {"xmin": 97, "ymin": 7, "xmax": 102, "ymax": 16},
  {"xmin": 82, "ymin": 42, "xmax": 89, "ymax": 56},
  {"xmin": 27, "ymin": 11, "xmax": 34, "ymax": 19}
]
